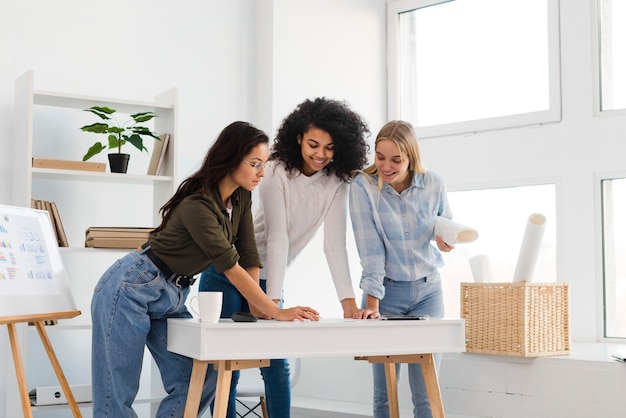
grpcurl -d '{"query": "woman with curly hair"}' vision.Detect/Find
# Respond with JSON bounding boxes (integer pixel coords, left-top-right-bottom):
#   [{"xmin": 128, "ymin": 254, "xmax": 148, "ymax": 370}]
[{"xmin": 199, "ymin": 97, "xmax": 370, "ymax": 417}]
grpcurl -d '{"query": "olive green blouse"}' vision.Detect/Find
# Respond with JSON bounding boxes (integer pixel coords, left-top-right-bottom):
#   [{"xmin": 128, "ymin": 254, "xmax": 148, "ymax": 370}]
[{"xmin": 148, "ymin": 184, "xmax": 262, "ymax": 277}]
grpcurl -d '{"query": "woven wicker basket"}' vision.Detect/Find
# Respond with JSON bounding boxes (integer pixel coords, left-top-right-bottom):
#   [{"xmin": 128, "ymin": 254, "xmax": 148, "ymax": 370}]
[{"xmin": 460, "ymin": 282, "xmax": 570, "ymax": 357}]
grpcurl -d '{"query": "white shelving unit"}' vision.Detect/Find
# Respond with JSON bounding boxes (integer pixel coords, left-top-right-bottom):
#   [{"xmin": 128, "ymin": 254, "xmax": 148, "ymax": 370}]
[
  {"xmin": 8, "ymin": 70, "xmax": 177, "ymax": 417},
  {"xmin": 13, "ymin": 69, "xmax": 177, "ymax": 233}
]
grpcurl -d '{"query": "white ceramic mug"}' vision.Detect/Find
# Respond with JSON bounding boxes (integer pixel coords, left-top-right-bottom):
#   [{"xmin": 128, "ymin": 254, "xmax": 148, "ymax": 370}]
[{"xmin": 189, "ymin": 292, "xmax": 223, "ymax": 323}]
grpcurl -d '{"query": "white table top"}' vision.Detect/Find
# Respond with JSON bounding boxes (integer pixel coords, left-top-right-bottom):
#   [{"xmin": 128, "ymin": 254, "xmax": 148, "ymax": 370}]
[{"xmin": 167, "ymin": 317, "xmax": 465, "ymax": 360}]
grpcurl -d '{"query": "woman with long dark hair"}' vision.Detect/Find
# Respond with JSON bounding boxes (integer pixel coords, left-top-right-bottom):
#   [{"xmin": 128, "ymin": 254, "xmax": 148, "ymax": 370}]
[{"xmin": 91, "ymin": 121, "xmax": 319, "ymax": 418}]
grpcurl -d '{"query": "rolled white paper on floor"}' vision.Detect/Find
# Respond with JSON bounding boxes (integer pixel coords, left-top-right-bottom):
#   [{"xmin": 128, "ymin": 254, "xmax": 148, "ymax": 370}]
[
  {"xmin": 434, "ymin": 216, "xmax": 479, "ymax": 244},
  {"xmin": 469, "ymin": 254, "xmax": 496, "ymax": 283},
  {"xmin": 512, "ymin": 213, "xmax": 547, "ymax": 282}
]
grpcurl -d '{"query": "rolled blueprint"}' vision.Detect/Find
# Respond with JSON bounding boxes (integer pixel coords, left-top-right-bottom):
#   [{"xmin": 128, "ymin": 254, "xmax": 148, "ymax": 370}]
[
  {"xmin": 434, "ymin": 216, "xmax": 479, "ymax": 244},
  {"xmin": 512, "ymin": 213, "xmax": 547, "ymax": 282},
  {"xmin": 469, "ymin": 254, "xmax": 496, "ymax": 283}
]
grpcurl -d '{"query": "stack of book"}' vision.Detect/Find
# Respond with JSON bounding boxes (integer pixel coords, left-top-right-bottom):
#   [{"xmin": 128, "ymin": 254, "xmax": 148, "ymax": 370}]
[
  {"xmin": 31, "ymin": 199, "xmax": 69, "ymax": 247},
  {"xmin": 85, "ymin": 227, "xmax": 153, "ymax": 249}
]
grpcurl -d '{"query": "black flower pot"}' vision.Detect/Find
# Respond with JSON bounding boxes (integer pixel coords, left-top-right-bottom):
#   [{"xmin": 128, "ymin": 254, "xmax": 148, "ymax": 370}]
[{"xmin": 108, "ymin": 153, "xmax": 130, "ymax": 173}]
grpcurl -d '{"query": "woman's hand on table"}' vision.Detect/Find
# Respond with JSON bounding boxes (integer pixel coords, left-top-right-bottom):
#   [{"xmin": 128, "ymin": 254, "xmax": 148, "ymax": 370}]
[
  {"xmin": 274, "ymin": 306, "xmax": 320, "ymax": 321},
  {"xmin": 352, "ymin": 308, "xmax": 380, "ymax": 319}
]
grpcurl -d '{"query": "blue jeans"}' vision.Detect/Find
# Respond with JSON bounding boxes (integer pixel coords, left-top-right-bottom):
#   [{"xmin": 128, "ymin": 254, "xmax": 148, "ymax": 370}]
[
  {"xmin": 199, "ymin": 266, "xmax": 291, "ymax": 418},
  {"xmin": 368, "ymin": 273, "xmax": 444, "ymax": 418},
  {"xmin": 91, "ymin": 248, "xmax": 216, "ymax": 418}
]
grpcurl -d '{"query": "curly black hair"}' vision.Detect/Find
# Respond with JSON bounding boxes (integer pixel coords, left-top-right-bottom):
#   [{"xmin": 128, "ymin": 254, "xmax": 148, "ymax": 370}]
[{"xmin": 270, "ymin": 97, "xmax": 370, "ymax": 182}]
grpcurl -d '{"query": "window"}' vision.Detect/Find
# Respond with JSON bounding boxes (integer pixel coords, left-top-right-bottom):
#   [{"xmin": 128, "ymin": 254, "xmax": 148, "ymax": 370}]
[
  {"xmin": 601, "ymin": 177, "xmax": 626, "ymax": 338},
  {"xmin": 440, "ymin": 184, "xmax": 557, "ymax": 318},
  {"xmin": 599, "ymin": 0, "xmax": 626, "ymax": 111},
  {"xmin": 283, "ymin": 184, "xmax": 557, "ymax": 320},
  {"xmin": 387, "ymin": 0, "xmax": 561, "ymax": 138}
]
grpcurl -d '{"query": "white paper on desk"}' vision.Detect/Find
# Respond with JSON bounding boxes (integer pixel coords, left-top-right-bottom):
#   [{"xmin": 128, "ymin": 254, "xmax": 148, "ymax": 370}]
[
  {"xmin": 512, "ymin": 213, "xmax": 546, "ymax": 282},
  {"xmin": 469, "ymin": 255, "xmax": 496, "ymax": 283},
  {"xmin": 434, "ymin": 216, "xmax": 479, "ymax": 244}
]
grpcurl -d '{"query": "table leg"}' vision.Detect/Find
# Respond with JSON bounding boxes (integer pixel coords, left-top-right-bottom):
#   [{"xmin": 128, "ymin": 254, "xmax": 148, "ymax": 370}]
[
  {"xmin": 421, "ymin": 354, "xmax": 444, "ymax": 418},
  {"xmin": 383, "ymin": 362, "xmax": 400, "ymax": 418},
  {"xmin": 356, "ymin": 353, "xmax": 445, "ymax": 418},
  {"xmin": 183, "ymin": 359, "xmax": 270, "ymax": 418},
  {"xmin": 213, "ymin": 361, "xmax": 233, "ymax": 418},
  {"xmin": 183, "ymin": 359, "xmax": 209, "ymax": 418}
]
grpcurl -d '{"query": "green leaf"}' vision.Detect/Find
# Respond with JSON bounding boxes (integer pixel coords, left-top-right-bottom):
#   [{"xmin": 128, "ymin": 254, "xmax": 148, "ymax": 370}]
[
  {"xmin": 80, "ymin": 122, "xmax": 110, "ymax": 134},
  {"xmin": 82, "ymin": 142, "xmax": 105, "ymax": 161},
  {"xmin": 83, "ymin": 106, "xmax": 115, "ymax": 120},
  {"xmin": 127, "ymin": 134, "xmax": 147, "ymax": 152},
  {"xmin": 131, "ymin": 112, "xmax": 158, "ymax": 123},
  {"xmin": 108, "ymin": 135, "xmax": 124, "ymax": 149},
  {"xmin": 108, "ymin": 126, "xmax": 124, "ymax": 134},
  {"xmin": 131, "ymin": 126, "xmax": 161, "ymax": 140},
  {"xmin": 90, "ymin": 106, "xmax": 116, "ymax": 114}
]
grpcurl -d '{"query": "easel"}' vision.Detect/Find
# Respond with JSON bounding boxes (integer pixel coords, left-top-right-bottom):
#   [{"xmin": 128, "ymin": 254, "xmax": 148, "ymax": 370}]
[{"xmin": 1, "ymin": 310, "xmax": 82, "ymax": 418}]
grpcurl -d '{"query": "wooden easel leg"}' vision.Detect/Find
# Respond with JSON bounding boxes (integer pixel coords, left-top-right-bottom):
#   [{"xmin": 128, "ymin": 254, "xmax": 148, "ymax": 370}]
[
  {"xmin": 184, "ymin": 359, "xmax": 209, "ymax": 418},
  {"xmin": 383, "ymin": 362, "xmax": 400, "ymax": 418},
  {"xmin": 7, "ymin": 323, "xmax": 33, "ymax": 418},
  {"xmin": 34, "ymin": 321, "xmax": 82, "ymax": 417}
]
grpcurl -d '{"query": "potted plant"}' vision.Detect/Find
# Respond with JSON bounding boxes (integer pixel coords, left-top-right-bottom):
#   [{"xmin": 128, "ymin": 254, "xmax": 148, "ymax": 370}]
[{"xmin": 80, "ymin": 106, "xmax": 160, "ymax": 173}]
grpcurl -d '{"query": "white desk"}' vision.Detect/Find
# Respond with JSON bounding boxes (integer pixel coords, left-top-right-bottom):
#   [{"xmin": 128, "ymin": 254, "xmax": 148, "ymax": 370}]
[{"xmin": 167, "ymin": 318, "xmax": 465, "ymax": 418}]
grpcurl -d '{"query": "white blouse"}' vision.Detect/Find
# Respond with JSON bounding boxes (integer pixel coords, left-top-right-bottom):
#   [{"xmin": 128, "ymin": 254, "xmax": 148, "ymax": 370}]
[{"xmin": 254, "ymin": 160, "xmax": 356, "ymax": 302}]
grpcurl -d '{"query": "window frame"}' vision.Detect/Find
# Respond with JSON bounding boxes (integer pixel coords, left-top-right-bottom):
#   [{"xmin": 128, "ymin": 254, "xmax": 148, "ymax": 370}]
[
  {"xmin": 595, "ymin": 171, "xmax": 626, "ymax": 340},
  {"xmin": 593, "ymin": 0, "xmax": 626, "ymax": 116},
  {"xmin": 386, "ymin": 0, "xmax": 563, "ymax": 138}
]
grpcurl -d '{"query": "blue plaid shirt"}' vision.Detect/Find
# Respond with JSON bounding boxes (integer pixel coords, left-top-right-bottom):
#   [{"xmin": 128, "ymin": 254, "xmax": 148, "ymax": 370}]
[{"xmin": 349, "ymin": 171, "xmax": 452, "ymax": 300}]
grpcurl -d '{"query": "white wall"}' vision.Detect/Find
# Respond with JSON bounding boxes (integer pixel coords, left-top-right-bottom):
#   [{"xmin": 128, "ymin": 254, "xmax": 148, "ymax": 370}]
[
  {"xmin": 2, "ymin": 0, "xmax": 625, "ymax": 417},
  {"xmin": 0, "ymin": 0, "xmax": 259, "ymax": 189}
]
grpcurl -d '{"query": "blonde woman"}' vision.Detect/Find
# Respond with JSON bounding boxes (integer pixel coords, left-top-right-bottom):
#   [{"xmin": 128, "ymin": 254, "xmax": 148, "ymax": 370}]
[{"xmin": 349, "ymin": 120, "xmax": 454, "ymax": 418}]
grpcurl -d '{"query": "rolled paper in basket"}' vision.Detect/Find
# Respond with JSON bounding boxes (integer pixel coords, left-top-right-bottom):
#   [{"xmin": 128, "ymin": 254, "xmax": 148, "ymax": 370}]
[
  {"xmin": 469, "ymin": 254, "xmax": 496, "ymax": 283},
  {"xmin": 512, "ymin": 213, "xmax": 546, "ymax": 283},
  {"xmin": 434, "ymin": 216, "xmax": 479, "ymax": 244}
]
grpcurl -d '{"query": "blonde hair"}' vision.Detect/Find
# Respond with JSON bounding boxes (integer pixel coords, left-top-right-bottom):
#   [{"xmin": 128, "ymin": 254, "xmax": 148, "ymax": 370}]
[{"xmin": 362, "ymin": 120, "xmax": 424, "ymax": 190}]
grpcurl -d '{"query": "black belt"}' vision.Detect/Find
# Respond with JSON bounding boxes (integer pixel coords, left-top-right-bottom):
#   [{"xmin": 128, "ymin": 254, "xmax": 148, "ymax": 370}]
[{"xmin": 141, "ymin": 242, "xmax": 196, "ymax": 287}]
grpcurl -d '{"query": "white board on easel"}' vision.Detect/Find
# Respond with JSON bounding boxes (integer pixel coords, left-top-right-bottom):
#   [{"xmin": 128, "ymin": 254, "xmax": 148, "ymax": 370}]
[
  {"xmin": 0, "ymin": 204, "xmax": 77, "ymax": 318},
  {"xmin": 0, "ymin": 204, "xmax": 82, "ymax": 417}
]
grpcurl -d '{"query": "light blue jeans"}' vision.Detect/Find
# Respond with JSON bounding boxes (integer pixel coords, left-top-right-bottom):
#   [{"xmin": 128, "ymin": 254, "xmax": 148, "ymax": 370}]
[
  {"xmin": 91, "ymin": 248, "xmax": 217, "ymax": 418},
  {"xmin": 369, "ymin": 273, "xmax": 444, "ymax": 418},
  {"xmin": 199, "ymin": 266, "xmax": 291, "ymax": 418}
]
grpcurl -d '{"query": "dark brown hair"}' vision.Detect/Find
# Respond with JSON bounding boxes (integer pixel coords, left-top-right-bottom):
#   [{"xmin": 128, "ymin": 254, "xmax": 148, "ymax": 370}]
[{"xmin": 153, "ymin": 121, "xmax": 269, "ymax": 234}]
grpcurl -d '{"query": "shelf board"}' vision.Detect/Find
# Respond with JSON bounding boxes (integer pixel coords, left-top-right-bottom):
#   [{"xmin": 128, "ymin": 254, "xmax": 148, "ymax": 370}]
[
  {"xmin": 32, "ymin": 168, "xmax": 173, "ymax": 184},
  {"xmin": 33, "ymin": 89, "xmax": 174, "ymax": 114}
]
